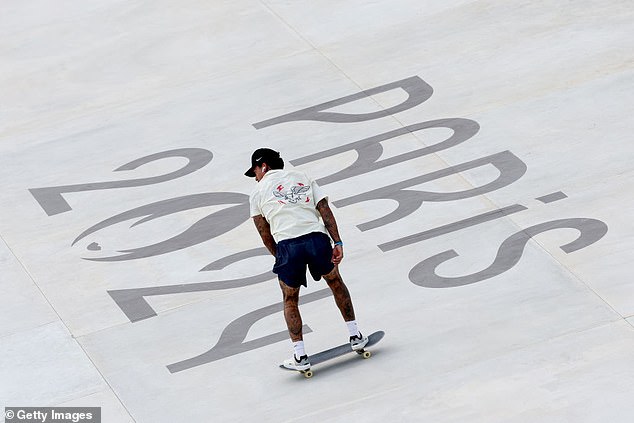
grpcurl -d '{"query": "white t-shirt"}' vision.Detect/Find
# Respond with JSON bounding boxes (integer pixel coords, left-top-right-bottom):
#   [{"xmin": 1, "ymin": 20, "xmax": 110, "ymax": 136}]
[{"xmin": 249, "ymin": 169, "xmax": 329, "ymax": 243}]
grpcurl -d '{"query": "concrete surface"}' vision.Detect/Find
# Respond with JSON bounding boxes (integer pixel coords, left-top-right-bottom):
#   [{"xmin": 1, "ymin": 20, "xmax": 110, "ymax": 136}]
[{"xmin": 1, "ymin": 1, "xmax": 633, "ymax": 422}]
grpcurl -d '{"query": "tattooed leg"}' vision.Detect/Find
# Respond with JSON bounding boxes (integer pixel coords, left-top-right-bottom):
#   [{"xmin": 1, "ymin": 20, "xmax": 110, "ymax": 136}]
[
  {"xmin": 279, "ymin": 280, "xmax": 303, "ymax": 342},
  {"xmin": 323, "ymin": 266, "xmax": 356, "ymax": 322}
]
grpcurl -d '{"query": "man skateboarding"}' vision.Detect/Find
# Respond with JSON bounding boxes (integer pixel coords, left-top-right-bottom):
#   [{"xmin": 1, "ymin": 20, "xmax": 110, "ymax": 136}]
[{"xmin": 245, "ymin": 148, "xmax": 368, "ymax": 371}]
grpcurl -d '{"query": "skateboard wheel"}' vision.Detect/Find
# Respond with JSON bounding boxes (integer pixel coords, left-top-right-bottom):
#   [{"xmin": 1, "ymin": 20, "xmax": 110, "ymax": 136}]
[
  {"xmin": 303, "ymin": 370, "xmax": 313, "ymax": 378},
  {"xmin": 362, "ymin": 351, "xmax": 371, "ymax": 359}
]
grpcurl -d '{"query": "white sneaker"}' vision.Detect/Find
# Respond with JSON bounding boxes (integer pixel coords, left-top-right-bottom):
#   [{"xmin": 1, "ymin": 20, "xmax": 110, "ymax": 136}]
[
  {"xmin": 282, "ymin": 354, "xmax": 311, "ymax": 371},
  {"xmin": 350, "ymin": 333, "xmax": 369, "ymax": 351}
]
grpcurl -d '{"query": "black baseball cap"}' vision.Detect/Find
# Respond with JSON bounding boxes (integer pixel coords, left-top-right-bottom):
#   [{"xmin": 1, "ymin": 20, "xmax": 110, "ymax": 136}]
[{"xmin": 244, "ymin": 148, "xmax": 281, "ymax": 177}]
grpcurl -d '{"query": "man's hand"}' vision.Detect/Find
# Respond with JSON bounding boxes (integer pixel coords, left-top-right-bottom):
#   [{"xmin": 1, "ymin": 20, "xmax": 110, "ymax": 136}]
[{"xmin": 332, "ymin": 244, "xmax": 344, "ymax": 265}]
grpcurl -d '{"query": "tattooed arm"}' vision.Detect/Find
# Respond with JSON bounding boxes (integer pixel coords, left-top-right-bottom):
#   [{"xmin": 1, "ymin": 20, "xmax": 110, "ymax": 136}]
[
  {"xmin": 253, "ymin": 215, "xmax": 277, "ymax": 256},
  {"xmin": 316, "ymin": 198, "xmax": 344, "ymax": 265}
]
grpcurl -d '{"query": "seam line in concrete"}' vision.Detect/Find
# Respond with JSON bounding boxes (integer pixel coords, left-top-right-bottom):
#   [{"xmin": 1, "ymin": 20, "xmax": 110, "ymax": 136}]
[
  {"xmin": 258, "ymin": 0, "xmax": 408, "ymax": 126},
  {"xmin": 0, "ymin": 232, "xmax": 137, "ymax": 423}
]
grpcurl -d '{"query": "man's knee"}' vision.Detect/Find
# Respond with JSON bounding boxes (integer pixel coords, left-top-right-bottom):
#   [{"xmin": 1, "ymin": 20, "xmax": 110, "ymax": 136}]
[
  {"xmin": 323, "ymin": 266, "xmax": 341, "ymax": 284},
  {"xmin": 325, "ymin": 272, "xmax": 349, "ymax": 296},
  {"xmin": 279, "ymin": 280, "xmax": 300, "ymax": 303}
]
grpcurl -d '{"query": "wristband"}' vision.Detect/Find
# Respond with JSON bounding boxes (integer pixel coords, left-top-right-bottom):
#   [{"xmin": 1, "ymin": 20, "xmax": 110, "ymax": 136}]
[{"xmin": 334, "ymin": 241, "xmax": 343, "ymax": 247}]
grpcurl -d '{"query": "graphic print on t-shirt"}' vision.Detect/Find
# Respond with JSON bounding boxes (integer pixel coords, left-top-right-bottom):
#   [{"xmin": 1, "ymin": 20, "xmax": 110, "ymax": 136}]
[{"xmin": 273, "ymin": 183, "xmax": 311, "ymax": 205}]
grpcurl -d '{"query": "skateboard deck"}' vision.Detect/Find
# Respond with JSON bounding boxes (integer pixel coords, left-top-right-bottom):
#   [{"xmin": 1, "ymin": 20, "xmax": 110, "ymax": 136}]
[{"xmin": 279, "ymin": 330, "xmax": 385, "ymax": 378}]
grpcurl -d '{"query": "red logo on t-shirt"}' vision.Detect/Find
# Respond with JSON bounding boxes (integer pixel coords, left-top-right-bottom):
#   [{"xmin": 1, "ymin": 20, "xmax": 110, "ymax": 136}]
[{"xmin": 273, "ymin": 184, "xmax": 310, "ymax": 204}]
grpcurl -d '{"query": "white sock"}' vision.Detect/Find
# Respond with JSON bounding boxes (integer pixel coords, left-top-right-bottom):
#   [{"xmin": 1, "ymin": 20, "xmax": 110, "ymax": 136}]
[
  {"xmin": 293, "ymin": 340, "xmax": 306, "ymax": 358},
  {"xmin": 346, "ymin": 320, "xmax": 361, "ymax": 337}
]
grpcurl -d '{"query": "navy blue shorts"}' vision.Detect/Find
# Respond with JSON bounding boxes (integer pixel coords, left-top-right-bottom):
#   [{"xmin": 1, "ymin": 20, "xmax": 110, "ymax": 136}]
[{"xmin": 273, "ymin": 232, "xmax": 334, "ymax": 288}]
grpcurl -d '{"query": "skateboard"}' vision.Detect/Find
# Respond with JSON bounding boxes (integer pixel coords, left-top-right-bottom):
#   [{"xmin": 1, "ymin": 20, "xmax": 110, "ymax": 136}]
[{"xmin": 279, "ymin": 330, "xmax": 385, "ymax": 378}]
